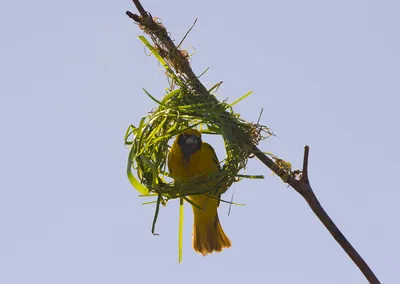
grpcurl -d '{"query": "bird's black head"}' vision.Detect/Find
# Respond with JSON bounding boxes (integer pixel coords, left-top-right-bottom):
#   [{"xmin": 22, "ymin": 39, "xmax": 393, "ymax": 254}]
[{"xmin": 177, "ymin": 130, "xmax": 202, "ymax": 160}]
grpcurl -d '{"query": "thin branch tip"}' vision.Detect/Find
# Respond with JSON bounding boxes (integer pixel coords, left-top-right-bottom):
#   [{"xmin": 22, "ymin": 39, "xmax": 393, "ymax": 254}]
[
  {"xmin": 126, "ymin": 11, "xmax": 140, "ymax": 22},
  {"xmin": 132, "ymin": 0, "xmax": 147, "ymax": 16},
  {"xmin": 302, "ymin": 145, "xmax": 310, "ymax": 182}
]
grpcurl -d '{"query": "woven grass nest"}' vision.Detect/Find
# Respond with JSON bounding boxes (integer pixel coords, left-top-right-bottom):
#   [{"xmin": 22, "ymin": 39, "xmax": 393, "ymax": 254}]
[{"xmin": 124, "ymin": 37, "xmax": 272, "ymax": 204}]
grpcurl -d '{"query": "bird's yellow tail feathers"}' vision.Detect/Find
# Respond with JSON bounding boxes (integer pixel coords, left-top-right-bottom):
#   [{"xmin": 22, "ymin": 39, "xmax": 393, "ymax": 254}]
[{"xmin": 190, "ymin": 195, "xmax": 231, "ymax": 256}]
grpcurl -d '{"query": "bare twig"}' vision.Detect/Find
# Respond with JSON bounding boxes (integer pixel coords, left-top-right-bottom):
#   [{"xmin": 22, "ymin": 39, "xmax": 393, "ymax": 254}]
[
  {"xmin": 252, "ymin": 146, "xmax": 380, "ymax": 283},
  {"xmin": 125, "ymin": 1, "xmax": 381, "ymax": 283},
  {"xmin": 132, "ymin": 0, "xmax": 147, "ymax": 16},
  {"xmin": 302, "ymin": 145, "xmax": 310, "ymax": 182},
  {"xmin": 126, "ymin": 11, "xmax": 140, "ymax": 22}
]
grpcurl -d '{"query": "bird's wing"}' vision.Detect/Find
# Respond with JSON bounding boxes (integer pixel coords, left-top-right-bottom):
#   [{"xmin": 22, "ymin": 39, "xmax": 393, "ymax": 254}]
[
  {"xmin": 202, "ymin": 142, "xmax": 221, "ymax": 170},
  {"xmin": 202, "ymin": 142, "xmax": 223, "ymax": 206}
]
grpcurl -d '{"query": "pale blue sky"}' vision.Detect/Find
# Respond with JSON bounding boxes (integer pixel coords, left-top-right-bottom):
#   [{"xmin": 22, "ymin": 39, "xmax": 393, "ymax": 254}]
[{"xmin": 1, "ymin": 0, "xmax": 399, "ymax": 283}]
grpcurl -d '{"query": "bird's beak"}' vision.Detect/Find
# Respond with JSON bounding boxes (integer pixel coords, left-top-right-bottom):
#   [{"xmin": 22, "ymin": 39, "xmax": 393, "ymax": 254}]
[{"xmin": 186, "ymin": 135, "xmax": 197, "ymax": 145}]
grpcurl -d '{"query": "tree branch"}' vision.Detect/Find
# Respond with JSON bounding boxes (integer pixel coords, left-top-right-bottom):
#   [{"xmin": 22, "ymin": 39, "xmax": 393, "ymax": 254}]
[
  {"xmin": 253, "ymin": 146, "xmax": 380, "ymax": 283},
  {"xmin": 126, "ymin": 1, "xmax": 380, "ymax": 283}
]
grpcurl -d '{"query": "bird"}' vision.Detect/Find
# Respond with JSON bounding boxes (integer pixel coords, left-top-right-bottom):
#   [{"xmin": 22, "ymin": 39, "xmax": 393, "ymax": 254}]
[{"xmin": 168, "ymin": 129, "xmax": 231, "ymax": 256}]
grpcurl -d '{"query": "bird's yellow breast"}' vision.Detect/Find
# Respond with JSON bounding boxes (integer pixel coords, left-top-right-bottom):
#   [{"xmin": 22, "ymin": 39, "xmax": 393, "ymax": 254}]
[{"xmin": 168, "ymin": 142, "xmax": 219, "ymax": 182}]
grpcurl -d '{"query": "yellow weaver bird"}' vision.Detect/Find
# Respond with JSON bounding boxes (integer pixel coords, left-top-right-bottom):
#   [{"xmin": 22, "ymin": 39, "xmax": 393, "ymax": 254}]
[{"xmin": 168, "ymin": 129, "xmax": 231, "ymax": 256}]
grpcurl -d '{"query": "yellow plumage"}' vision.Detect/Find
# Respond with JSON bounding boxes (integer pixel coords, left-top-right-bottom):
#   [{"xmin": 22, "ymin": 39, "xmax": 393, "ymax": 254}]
[{"xmin": 168, "ymin": 129, "xmax": 231, "ymax": 256}]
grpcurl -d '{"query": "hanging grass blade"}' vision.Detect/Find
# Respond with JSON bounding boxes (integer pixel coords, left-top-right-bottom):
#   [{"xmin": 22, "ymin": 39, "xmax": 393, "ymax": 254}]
[
  {"xmin": 151, "ymin": 194, "xmax": 162, "ymax": 235},
  {"xmin": 178, "ymin": 198, "xmax": 184, "ymax": 263}
]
